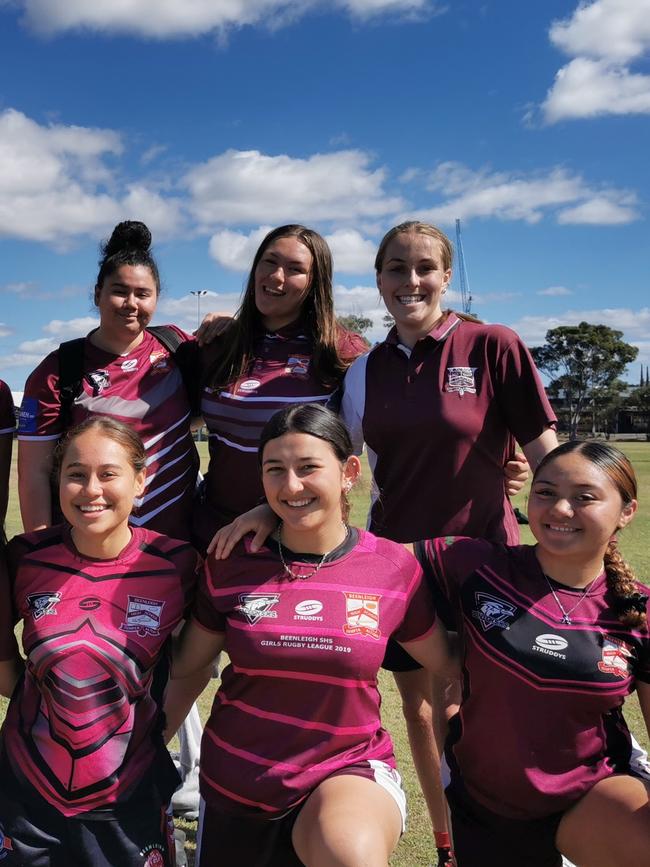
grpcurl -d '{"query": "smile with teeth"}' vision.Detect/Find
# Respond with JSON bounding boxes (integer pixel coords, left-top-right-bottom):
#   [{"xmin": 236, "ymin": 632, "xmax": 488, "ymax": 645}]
[
  {"xmin": 79, "ymin": 505, "xmax": 109, "ymax": 512},
  {"xmin": 263, "ymin": 286, "xmax": 285, "ymax": 296},
  {"xmin": 284, "ymin": 497, "xmax": 315, "ymax": 508},
  {"xmin": 546, "ymin": 524, "xmax": 578, "ymax": 533},
  {"xmin": 396, "ymin": 294, "xmax": 424, "ymax": 305}
]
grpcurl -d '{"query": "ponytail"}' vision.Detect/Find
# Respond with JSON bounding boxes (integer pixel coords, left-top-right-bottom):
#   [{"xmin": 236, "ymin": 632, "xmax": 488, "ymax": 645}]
[{"xmin": 604, "ymin": 539, "xmax": 647, "ymax": 629}]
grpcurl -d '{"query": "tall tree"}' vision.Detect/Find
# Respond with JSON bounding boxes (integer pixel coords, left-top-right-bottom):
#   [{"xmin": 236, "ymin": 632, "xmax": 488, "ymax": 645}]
[
  {"xmin": 629, "ymin": 383, "xmax": 650, "ymax": 440},
  {"xmin": 531, "ymin": 322, "xmax": 637, "ymax": 438}
]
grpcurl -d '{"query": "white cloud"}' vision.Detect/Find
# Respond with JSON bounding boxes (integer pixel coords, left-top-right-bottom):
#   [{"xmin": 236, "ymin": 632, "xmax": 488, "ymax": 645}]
[
  {"xmin": 543, "ymin": 58, "xmax": 650, "ymax": 122},
  {"xmin": 42, "ymin": 316, "xmax": 99, "ymax": 338},
  {"xmin": 508, "ymin": 307, "xmax": 650, "ymax": 350},
  {"xmin": 414, "ymin": 161, "xmax": 639, "ymax": 226},
  {"xmin": 208, "ymin": 226, "xmax": 274, "ymax": 272},
  {"xmin": 0, "ymin": 323, "xmax": 14, "ymax": 338},
  {"xmin": 537, "ymin": 285, "xmax": 573, "ymax": 297},
  {"xmin": 19, "ymin": 0, "xmax": 440, "ymax": 38},
  {"xmin": 549, "ymin": 0, "xmax": 650, "ymax": 63},
  {"xmin": 326, "ymin": 229, "xmax": 376, "ymax": 274},
  {"xmin": 184, "ymin": 149, "xmax": 402, "ymax": 227},
  {"xmin": 0, "ymin": 108, "xmax": 184, "ymax": 244},
  {"xmin": 157, "ymin": 291, "xmax": 242, "ymax": 333},
  {"xmin": 542, "ymin": 0, "xmax": 650, "ymax": 122}
]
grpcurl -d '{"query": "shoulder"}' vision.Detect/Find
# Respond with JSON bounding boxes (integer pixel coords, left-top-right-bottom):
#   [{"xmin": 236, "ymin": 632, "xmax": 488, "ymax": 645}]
[
  {"xmin": 7, "ymin": 526, "xmax": 66, "ymax": 569},
  {"xmin": 151, "ymin": 324, "xmax": 194, "ymax": 345},
  {"xmin": 419, "ymin": 535, "xmax": 510, "ymax": 573},
  {"xmin": 134, "ymin": 527, "xmax": 198, "ymax": 563},
  {"xmin": 355, "ymin": 529, "xmax": 419, "ymax": 570},
  {"xmin": 25, "ymin": 347, "xmax": 62, "ymax": 386},
  {"xmin": 453, "ymin": 319, "xmax": 524, "ymax": 349}
]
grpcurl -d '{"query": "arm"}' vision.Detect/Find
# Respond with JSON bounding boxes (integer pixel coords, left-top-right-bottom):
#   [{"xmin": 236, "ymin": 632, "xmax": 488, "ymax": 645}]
[
  {"xmin": 521, "ymin": 428, "xmax": 558, "ymax": 470},
  {"xmin": 163, "ymin": 661, "xmax": 213, "ymax": 743},
  {"xmin": 0, "ymin": 653, "xmax": 24, "ymax": 698},
  {"xmin": 18, "ymin": 439, "xmax": 57, "ymax": 531},
  {"xmin": 172, "ymin": 618, "xmax": 226, "ymax": 680},
  {"xmin": 0, "ymin": 433, "xmax": 11, "ymax": 528},
  {"xmin": 399, "ymin": 624, "xmax": 458, "ymax": 679},
  {"xmin": 208, "ymin": 503, "xmax": 279, "ymax": 558}
]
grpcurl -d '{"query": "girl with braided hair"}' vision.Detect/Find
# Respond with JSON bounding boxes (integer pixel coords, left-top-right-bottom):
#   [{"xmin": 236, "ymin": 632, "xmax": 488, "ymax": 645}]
[{"xmin": 417, "ymin": 440, "xmax": 650, "ymax": 866}]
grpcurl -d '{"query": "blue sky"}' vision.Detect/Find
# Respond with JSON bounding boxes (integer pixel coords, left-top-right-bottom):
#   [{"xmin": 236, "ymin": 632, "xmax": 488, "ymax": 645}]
[{"xmin": 1, "ymin": 0, "xmax": 649, "ymax": 394}]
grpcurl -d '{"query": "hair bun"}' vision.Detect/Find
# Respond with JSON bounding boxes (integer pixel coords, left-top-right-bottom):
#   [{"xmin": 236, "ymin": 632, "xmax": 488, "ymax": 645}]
[{"xmin": 103, "ymin": 221, "xmax": 152, "ymax": 258}]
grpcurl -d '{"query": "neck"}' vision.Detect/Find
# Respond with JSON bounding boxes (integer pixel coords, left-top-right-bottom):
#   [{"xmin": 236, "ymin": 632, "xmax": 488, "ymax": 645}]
[
  {"xmin": 261, "ymin": 314, "xmax": 298, "ymax": 333},
  {"xmin": 279, "ymin": 520, "xmax": 347, "ymax": 556},
  {"xmin": 535, "ymin": 546, "xmax": 605, "ymax": 589},
  {"xmin": 71, "ymin": 525, "xmax": 133, "ymax": 561},
  {"xmin": 396, "ymin": 311, "xmax": 446, "ymax": 349},
  {"xmin": 90, "ymin": 326, "xmax": 145, "ymax": 356}
]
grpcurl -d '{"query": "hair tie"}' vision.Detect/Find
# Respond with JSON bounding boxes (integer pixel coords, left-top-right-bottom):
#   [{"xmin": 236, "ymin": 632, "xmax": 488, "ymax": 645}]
[{"xmin": 613, "ymin": 591, "xmax": 648, "ymax": 615}]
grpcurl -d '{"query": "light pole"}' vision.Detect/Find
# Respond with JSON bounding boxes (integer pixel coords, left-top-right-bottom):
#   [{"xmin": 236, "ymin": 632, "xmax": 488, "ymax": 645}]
[{"xmin": 190, "ymin": 290, "xmax": 208, "ymax": 330}]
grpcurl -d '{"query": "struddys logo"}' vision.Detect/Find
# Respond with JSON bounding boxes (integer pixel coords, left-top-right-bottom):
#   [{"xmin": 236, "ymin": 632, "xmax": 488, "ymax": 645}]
[
  {"xmin": 285, "ymin": 354, "xmax": 311, "ymax": 378},
  {"xmin": 85, "ymin": 370, "xmax": 110, "ymax": 396},
  {"xmin": 445, "ymin": 366, "xmax": 477, "ymax": 396},
  {"xmin": 235, "ymin": 593, "xmax": 280, "ymax": 625},
  {"xmin": 0, "ymin": 825, "xmax": 13, "ymax": 860},
  {"xmin": 343, "ymin": 593, "xmax": 381, "ymax": 639},
  {"xmin": 27, "ymin": 592, "xmax": 61, "ymax": 620},
  {"xmin": 598, "ymin": 635, "xmax": 634, "ymax": 679},
  {"xmin": 472, "ymin": 592, "xmax": 517, "ymax": 631},
  {"xmin": 120, "ymin": 596, "xmax": 165, "ymax": 637}
]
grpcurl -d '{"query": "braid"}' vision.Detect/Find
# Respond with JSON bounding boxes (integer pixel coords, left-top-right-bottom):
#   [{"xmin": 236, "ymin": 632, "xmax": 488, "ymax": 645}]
[{"xmin": 604, "ymin": 539, "xmax": 647, "ymax": 629}]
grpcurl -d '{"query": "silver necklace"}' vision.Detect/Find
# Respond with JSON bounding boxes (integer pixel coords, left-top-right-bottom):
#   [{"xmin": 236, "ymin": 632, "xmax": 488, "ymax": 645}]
[
  {"xmin": 277, "ymin": 522, "xmax": 349, "ymax": 581},
  {"xmin": 542, "ymin": 572, "xmax": 601, "ymax": 625}
]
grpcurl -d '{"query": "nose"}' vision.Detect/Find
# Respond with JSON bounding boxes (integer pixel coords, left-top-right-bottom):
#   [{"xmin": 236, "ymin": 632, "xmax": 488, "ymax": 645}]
[
  {"xmin": 406, "ymin": 268, "xmax": 419, "ymax": 288},
  {"xmin": 83, "ymin": 474, "xmax": 103, "ymax": 497},
  {"xmin": 550, "ymin": 497, "xmax": 574, "ymax": 518},
  {"xmin": 122, "ymin": 292, "xmax": 138, "ymax": 309},
  {"xmin": 284, "ymin": 469, "xmax": 303, "ymax": 495},
  {"xmin": 269, "ymin": 265, "xmax": 284, "ymax": 284}
]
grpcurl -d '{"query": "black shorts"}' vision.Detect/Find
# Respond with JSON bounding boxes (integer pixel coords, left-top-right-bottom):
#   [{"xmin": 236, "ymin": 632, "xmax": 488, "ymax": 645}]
[
  {"xmin": 0, "ymin": 784, "xmax": 175, "ymax": 867},
  {"xmin": 446, "ymin": 780, "xmax": 563, "ymax": 867}
]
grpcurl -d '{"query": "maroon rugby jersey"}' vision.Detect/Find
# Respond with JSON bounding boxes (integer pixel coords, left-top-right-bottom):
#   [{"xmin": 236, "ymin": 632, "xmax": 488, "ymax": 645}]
[
  {"xmin": 193, "ymin": 529, "xmax": 435, "ymax": 816},
  {"xmin": 418, "ymin": 536, "xmax": 650, "ymax": 819},
  {"xmin": 0, "ymin": 380, "xmax": 15, "ymax": 434},
  {"xmin": 18, "ymin": 327, "xmax": 199, "ymax": 540},
  {"xmin": 341, "ymin": 313, "xmax": 556, "ymax": 544},
  {"xmin": 199, "ymin": 322, "xmax": 366, "ymax": 529},
  {"xmin": 0, "ymin": 526, "xmax": 199, "ymax": 817}
]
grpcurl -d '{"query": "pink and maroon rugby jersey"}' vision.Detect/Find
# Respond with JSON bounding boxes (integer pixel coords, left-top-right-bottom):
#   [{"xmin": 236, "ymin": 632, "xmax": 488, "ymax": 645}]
[
  {"xmin": 193, "ymin": 529, "xmax": 435, "ymax": 817},
  {"xmin": 418, "ymin": 536, "xmax": 650, "ymax": 820},
  {"xmin": 200, "ymin": 323, "xmax": 366, "ymax": 528},
  {"xmin": 341, "ymin": 314, "xmax": 556, "ymax": 544},
  {"xmin": 0, "ymin": 526, "xmax": 199, "ymax": 817},
  {"xmin": 0, "ymin": 380, "xmax": 15, "ymax": 435},
  {"xmin": 18, "ymin": 327, "xmax": 199, "ymax": 540}
]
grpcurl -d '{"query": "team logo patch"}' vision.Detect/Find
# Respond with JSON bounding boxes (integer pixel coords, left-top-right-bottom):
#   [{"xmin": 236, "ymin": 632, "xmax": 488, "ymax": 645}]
[
  {"xmin": 79, "ymin": 596, "xmax": 101, "ymax": 611},
  {"xmin": 18, "ymin": 396, "xmax": 38, "ymax": 434},
  {"xmin": 120, "ymin": 596, "xmax": 165, "ymax": 637},
  {"xmin": 85, "ymin": 370, "xmax": 110, "ymax": 395},
  {"xmin": 343, "ymin": 593, "xmax": 381, "ymax": 639},
  {"xmin": 120, "ymin": 358, "xmax": 138, "ymax": 373},
  {"xmin": 236, "ymin": 593, "xmax": 280, "ymax": 625},
  {"xmin": 141, "ymin": 845, "xmax": 165, "ymax": 866},
  {"xmin": 149, "ymin": 350, "xmax": 166, "ymax": 366},
  {"xmin": 598, "ymin": 635, "xmax": 633, "ymax": 678},
  {"xmin": 239, "ymin": 379, "xmax": 261, "ymax": 392},
  {"xmin": 472, "ymin": 592, "xmax": 516, "ymax": 631},
  {"xmin": 445, "ymin": 366, "xmax": 477, "ymax": 396},
  {"xmin": 0, "ymin": 825, "xmax": 13, "ymax": 860},
  {"xmin": 285, "ymin": 354, "xmax": 310, "ymax": 377},
  {"xmin": 27, "ymin": 592, "xmax": 61, "ymax": 620}
]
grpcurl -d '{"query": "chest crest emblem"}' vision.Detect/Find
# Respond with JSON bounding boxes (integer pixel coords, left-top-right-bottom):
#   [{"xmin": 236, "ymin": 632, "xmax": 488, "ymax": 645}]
[
  {"xmin": 343, "ymin": 592, "xmax": 381, "ymax": 639},
  {"xmin": 120, "ymin": 596, "xmax": 165, "ymax": 637},
  {"xmin": 445, "ymin": 366, "xmax": 477, "ymax": 396},
  {"xmin": 236, "ymin": 593, "xmax": 280, "ymax": 625},
  {"xmin": 27, "ymin": 592, "xmax": 61, "ymax": 620},
  {"xmin": 598, "ymin": 635, "xmax": 634, "ymax": 679}
]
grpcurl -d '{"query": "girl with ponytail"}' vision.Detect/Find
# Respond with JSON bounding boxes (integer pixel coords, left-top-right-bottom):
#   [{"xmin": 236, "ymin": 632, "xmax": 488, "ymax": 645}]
[{"xmin": 417, "ymin": 441, "xmax": 650, "ymax": 866}]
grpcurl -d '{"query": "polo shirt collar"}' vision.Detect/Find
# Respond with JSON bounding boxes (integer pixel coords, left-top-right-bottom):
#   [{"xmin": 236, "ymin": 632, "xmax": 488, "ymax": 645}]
[{"xmin": 386, "ymin": 311, "xmax": 461, "ymax": 349}]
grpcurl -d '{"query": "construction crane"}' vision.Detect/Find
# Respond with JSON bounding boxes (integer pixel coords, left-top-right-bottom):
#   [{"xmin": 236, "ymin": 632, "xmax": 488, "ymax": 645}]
[{"xmin": 454, "ymin": 218, "xmax": 473, "ymax": 316}]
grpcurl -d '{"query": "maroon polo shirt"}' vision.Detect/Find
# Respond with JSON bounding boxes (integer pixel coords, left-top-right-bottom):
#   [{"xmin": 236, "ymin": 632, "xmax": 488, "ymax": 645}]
[{"xmin": 341, "ymin": 313, "xmax": 556, "ymax": 544}]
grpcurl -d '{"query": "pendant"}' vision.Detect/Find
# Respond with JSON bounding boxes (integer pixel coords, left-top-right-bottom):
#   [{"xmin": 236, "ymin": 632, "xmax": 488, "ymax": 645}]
[{"xmin": 562, "ymin": 614, "xmax": 572, "ymax": 625}]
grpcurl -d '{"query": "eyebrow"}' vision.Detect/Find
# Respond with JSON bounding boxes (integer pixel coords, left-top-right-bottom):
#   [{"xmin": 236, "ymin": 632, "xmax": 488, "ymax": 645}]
[
  {"xmin": 64, "ymin": 462, "xmax": 124, "ymax": 470},
  {"xmin": 262, "ymin": 456, "xmax": 320, "ymax": 465}
]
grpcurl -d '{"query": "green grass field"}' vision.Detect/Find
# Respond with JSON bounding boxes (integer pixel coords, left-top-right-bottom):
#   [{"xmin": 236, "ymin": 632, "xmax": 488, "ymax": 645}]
[{"xmin": 2, "ymin": 441, "xmax": 649, "ymax": 866}]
